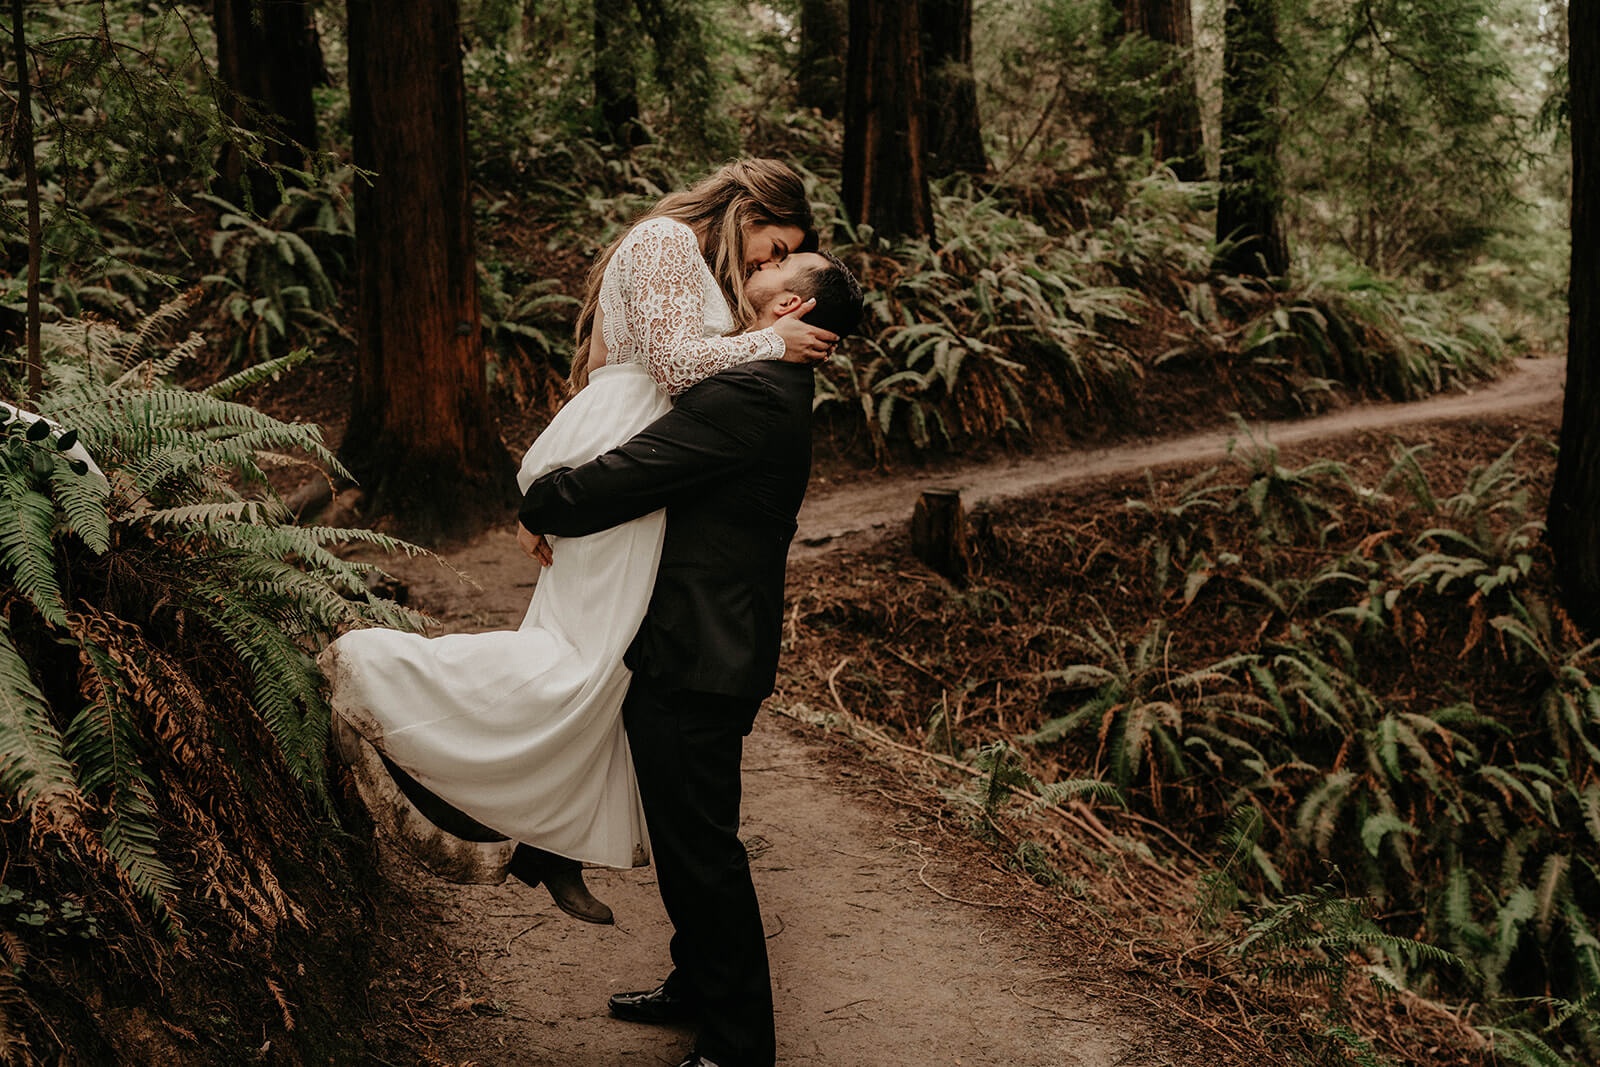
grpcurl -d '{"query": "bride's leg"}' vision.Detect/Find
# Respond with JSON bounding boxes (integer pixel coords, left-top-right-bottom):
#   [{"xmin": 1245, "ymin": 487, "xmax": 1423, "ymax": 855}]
[{"xmin": 377, "ymin": 752, "xmax": 509, "ymax": 843}]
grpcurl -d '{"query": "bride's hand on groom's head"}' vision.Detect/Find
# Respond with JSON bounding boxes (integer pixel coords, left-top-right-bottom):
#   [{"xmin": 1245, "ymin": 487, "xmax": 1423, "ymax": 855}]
[
  {"xmin": 517, "ymin": 522, "xmax": 554, "ymax": 567},
  {"xmin": 774, "ymin": 299, "xmax": 838, "ymax": 364}
]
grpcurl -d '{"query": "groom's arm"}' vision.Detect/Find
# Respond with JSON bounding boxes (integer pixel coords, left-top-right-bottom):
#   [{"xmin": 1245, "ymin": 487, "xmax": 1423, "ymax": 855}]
[{"xmin": 519, "ymin": 369, "xmax": 782, "ymax": 538}]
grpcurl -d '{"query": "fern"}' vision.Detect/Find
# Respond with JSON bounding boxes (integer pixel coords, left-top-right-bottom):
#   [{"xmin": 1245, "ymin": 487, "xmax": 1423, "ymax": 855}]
[
  {"xmin": 0, "ymin": 479, "xmax": 69, "ymax": 627},
  {"xmin": 0, "ymin": 301, "xmax": 426, "ymax": 935},
  {"xmin": 0, "ymin": 620, "xmax": 82, "ymax": 817},
  {"xmin": 203, "ymin": 347, "xmax": 316, "ymax": 399}
]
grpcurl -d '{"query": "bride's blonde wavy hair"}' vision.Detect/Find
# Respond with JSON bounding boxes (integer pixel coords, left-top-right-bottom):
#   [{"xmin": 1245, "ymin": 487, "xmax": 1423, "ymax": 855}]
[{"xmin": 569, "ymin": 158, "xmax": 817, "ymax": 392}]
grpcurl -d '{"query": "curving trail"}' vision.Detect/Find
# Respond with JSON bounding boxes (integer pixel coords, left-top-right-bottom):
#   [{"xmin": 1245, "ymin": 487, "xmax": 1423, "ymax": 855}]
[
  {"xmin": 370, "ymin": 358, "xmax": 1564, "ymax": 1066},
  {"xmin": 793, "ymin": 357, "xmax": 1564, "ymax": 559}
]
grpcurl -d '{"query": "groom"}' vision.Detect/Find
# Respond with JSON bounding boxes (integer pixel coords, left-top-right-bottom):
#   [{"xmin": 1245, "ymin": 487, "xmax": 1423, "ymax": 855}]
[{"xmin": 517, "ymin": 251, "xmax": 862, "ymax": 1067}]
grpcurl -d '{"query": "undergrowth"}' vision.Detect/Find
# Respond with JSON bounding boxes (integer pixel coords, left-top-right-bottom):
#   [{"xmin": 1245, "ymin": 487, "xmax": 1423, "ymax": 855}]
[
  {"xmin": 810, "ymin": 168, "xmax": 1507, "ymax": 460},
  {"xmin": 783, "ymin": 421, "xmax": 1595, "ymax": 1064},
  {"xmin": 0, "ymin": 296, "xmax": 425, "ymax": 1061}
]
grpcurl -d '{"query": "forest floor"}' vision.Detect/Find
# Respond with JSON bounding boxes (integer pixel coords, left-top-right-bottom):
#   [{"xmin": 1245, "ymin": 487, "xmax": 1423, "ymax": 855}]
[{"xmin": 351, "ymin": 357, "xmax": 1563, "ymax": 1067}]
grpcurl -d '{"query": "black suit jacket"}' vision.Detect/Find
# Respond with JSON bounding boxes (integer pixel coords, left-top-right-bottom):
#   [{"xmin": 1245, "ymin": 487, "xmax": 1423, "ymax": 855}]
[{"xmin": 518, "ymin": 361, "xmax": 814, "ymax": 700}]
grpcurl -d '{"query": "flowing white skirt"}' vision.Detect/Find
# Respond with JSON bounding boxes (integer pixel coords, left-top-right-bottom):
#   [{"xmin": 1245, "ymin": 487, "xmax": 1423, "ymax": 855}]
[{"xmin": 322, "ymin": 362, "xmax": 669, "ymax": 869}]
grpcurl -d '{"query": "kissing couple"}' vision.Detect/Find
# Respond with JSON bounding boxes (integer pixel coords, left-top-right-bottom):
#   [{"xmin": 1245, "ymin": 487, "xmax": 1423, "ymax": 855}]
[{"xmin": 320, "ymin": 158, "xmax": 865, "ymax": 1067}]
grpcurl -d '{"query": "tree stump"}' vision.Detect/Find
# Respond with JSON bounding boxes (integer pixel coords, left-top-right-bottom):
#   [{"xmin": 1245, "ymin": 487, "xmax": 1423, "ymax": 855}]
[{"xmin": 911, "ymin": 488, "xmax": 970, "ymax": 581}]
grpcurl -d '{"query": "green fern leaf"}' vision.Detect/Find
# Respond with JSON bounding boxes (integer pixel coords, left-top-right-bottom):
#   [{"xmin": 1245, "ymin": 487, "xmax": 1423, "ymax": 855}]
[
  {"xmin": 0, "ymin": 621, "xmax": 81, "ymax": 813},
  {"xmin": 50, "ymin": 460, "xmax": 112, "ymax": 554},
  {"xmin": 0, "ymin": 480, "xmax": 68, "ymax": 626},
  {"xmin": 1361, "ymin": 811, "xmax": 1419, "ymax": 859}
]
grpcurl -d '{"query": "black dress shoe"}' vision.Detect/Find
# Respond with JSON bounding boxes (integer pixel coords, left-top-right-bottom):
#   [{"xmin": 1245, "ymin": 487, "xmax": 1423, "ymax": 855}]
[
  {"xmin": 607, "ymin": 982, "xmax": 700, "ymax": 1024},
  {"xmin": 509, "ymin": 844, "xmax": 614, "ymax": 925}
]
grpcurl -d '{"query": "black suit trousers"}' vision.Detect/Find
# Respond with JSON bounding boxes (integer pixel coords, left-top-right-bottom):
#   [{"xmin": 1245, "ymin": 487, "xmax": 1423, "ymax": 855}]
[{"xmin": 622, "ymin": 680, "xmax": 775, "ymax": 1067}]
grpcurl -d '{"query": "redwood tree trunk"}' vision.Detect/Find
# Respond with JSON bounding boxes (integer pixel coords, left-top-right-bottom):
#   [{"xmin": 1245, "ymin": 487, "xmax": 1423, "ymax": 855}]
[
  {"xmin": 1114, "ymin": 0, "xmax": 1204, "ymax": 180},
  {"xmin": 797, "ymin": 0, "xmax": 845, "ymax": 119},
  {"xmin": 1213, "ymin": 0, "xmax": 1288, "ymax": 278},
  {"xmin": 344, "ymin": 0, "xmax": 512, "ymax": 538},
  {"xmin": 213, "ymin": 0, "xmax": 323, "ymax": 206},
  {"xmin": 1549, "ymin": 0, "xmax": 1600, "ymax": 633},
  {"xmin": 920, "ymin": 0, "xmax": 987, "ymax": 177},
  {"xmin": 9, "ymin": 0, "xmax": 41, "ymax": 400},
  {"xmin": 842, "ymin": 0, "xmax": 935, "ymax": 241}
]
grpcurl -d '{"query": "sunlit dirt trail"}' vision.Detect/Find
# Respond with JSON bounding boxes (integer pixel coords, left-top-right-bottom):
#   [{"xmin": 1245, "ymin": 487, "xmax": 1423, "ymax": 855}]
[{"xmin": 792, "ymin": 357, "xmax": 1564, "ymax": 559}]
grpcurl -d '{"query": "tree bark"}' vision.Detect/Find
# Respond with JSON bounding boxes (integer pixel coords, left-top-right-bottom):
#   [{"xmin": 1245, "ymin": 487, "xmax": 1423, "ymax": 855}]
[
  {"xmin": 1112, "ymin": 0, "xmax": 1204, "ymax": 180},
  {"xmin": 212, "ymin": 0, "xmax": 323, "ymax": 207},
  {"xmin": 344, "ymin": 0, "xmax": 512, "ymax": 539},
  {"xmin": 9, "ymin": 0, "xmax": 41, "ymax": 400},
  {"xmin": 593, "ymin": 0, "xmax": 641, "ymax": 145},
  {"xmin": 1213, "ymin": 0, "xmax": 1288, "ymax": 279},
  {"xmin": 842, "ymin": 0, "xmax": 935, "ymax": 241},
  {"xmin": 797, "ymin": 0, "xmax": 845, "ymax": 119},
  {"xmin": 920, "ymin": 0, "xmax": 987, "ymax": 177},
  {"xmin": 1549, "ymin": 0, "xmax": 1600, "ymax": 633}
]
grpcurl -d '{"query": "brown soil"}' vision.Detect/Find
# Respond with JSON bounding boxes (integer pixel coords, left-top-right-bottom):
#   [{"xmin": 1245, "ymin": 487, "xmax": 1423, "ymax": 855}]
[{"xmin": 355, "ymin": 357, "xmax": 1564, "ymax": 1066}]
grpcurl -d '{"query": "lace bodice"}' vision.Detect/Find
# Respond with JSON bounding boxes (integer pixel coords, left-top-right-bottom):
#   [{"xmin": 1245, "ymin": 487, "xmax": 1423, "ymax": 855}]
[{"xmin": 598, "ymin": 217, "xmax": 786, "ymax": 396}]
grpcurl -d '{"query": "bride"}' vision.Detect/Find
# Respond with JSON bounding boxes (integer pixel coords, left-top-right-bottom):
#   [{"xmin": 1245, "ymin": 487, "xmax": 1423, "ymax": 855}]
[{"xmin": 320, "ymin": 159, "xmax": 837, "ymax": 922}]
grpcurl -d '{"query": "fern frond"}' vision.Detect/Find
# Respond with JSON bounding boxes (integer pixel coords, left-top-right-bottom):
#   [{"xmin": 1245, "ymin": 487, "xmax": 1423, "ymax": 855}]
[
  {"xmin": 0, "ymin": 620, "xmax": 82, "ymax": 815},
  {"xmin": 203, "ymin": 347, "xmax": 315, "ymax": 399},
  {"xmin": 142, "ymin": 500, "xmax": 291, "ymax": 528},
  {"xmin": 65, "ymin": 634, "xmax": 180, "ymax": 921},
  {"xmin": 182, "ymin": 584, "xmax": 324, "ymax": 782},
  {"xmin": 118, "ymin": 292, "xmax": 196, "ymax": 368},
  {"xmin": 50, "ymin": 460, "xmax": 113, "ymax": 554},
  {"xmin": 0, "ymin": 479, "xmax": 68, "ymax": 626},
  {"xmin": 1023, "ymin": 777, "xmax": 1124, "ymax": 814}
]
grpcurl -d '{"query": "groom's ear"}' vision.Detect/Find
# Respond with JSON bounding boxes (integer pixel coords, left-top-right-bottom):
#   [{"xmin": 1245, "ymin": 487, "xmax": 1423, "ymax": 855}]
[{"xmin": 772, "ymin": 293, "xmax": 805, "ymax": 317}]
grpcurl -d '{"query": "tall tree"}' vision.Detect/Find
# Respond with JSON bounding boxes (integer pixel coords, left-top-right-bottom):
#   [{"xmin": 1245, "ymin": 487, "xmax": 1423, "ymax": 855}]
[
  {"xmin": 634, "ymin": 0, "xmax": 724, "ymax": 150},
  {"xmin": 920, "ymin": 0, "xmax": 987, "ymax": 177},
  {"xmin": 1549, "ymin": 2, "xmax": 1598, "ymax": 632},
  {"xmin": 1282, "ymin": 0, "xmax": 1524, "ymax": 276},
  {"xmin": 212, "ymin": 0, "xmax": 324, "ymax": 206},
  {"xmin": 1111, "ymin": 0, "xmax": 1204, "ymax": 179},
  {"xmin": 344, "ymin": 0, "xmax": 512, "ymax": 536},
  {"xmin": 8, "ymin": 0, "xmax": 41, "ymax": 399},
  {"xmin": 593, "ymin": 0, "xmax": 642, "ymax": 145},
  {"xmin": 1213, "ymin": 0, "xmax": 1289, "ymax": 278},
  {"xmin": 797, "ymin": 0, "xmax": 845, "ymax": 118},
  {"xmin": 842, "ymin": 0, "xmax": 935, "ymax": 240}
]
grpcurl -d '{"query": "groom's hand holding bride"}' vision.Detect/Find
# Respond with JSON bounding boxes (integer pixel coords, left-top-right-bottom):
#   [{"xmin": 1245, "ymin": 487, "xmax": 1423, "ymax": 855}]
[
  {"xmin": 772, "ymin": 296, "xmax": 838, "ymax": 364},
  {"xmin": 517, "ymin": 523, "xmax": 554, "ymax": 566}
]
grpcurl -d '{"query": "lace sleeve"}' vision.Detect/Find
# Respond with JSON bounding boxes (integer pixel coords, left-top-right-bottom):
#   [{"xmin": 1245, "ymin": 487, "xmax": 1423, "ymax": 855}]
[{"xmin": 618, "ymin": 219, "xmax": 785, "ymax": 396}]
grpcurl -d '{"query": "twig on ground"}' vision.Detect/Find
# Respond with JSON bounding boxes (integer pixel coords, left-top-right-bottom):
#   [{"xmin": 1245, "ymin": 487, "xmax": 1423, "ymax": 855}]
[
  {"xmin": 503, "ymin": 920, "xmax": 543, "ymax": 955},
  {"xmin": 826, "ymin": 656, "xmax": 851, "ymax": 718},
  {"xmin": 1006, "ymin": 979, "xmax": 1099, "ymax": 1023},
  {"xmin": 823, "ymin": 997, "xmax": 877, "ymax": 1014}
]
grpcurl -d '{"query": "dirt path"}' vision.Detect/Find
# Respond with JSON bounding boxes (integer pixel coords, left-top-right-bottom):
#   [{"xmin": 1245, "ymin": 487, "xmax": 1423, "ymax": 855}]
[
  {"xmin": 370, "ymin": 570, "xmax": 1172, "ymax": 1065},
  {"xmin": 386, "ymin": 719, "xmax": 1160, "ymax": 1066},
  {"xmin": 793, "ymin": 357, "xmax": 1563, "ymax": 558},
  {"xmin": 368, "ymin": 358, "xmax": 1563, "ymax": 1066}
]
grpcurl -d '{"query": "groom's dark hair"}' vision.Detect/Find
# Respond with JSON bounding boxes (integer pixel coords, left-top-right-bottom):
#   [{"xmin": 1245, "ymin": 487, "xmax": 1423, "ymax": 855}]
[{"xmin": 791, "ymin": 251, "xmax": 864, "ymax": 340}]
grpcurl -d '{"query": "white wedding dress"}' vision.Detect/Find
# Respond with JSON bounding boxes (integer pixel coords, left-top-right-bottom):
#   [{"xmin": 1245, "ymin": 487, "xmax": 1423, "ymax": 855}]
[{"xmin": 322, "ymin": 217, "xmax": 786, "ymax": 871}]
